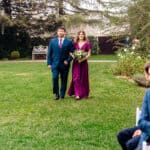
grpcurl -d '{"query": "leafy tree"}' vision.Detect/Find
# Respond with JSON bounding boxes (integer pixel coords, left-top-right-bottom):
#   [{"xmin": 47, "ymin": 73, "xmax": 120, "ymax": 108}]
[
  {"xmin": 1, "ymin": 0, "xmax": 11, "ymax": 17},
  {"xmin": 128, "ymin": 0, "xmax": 150, "ymax": 54},
  {"xmin": 0, "ymin": 0, "xmax": 133, "ymax": 36},
  {"xmin": 128, "ymin": 0, "xmax": 150, "ymax": 38}
]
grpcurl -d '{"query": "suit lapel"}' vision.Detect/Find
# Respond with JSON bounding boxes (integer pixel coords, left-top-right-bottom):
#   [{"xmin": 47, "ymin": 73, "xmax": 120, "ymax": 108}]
[{"xmin": 56, "ymin": 38, "xmax": 59, "ymax": 48}]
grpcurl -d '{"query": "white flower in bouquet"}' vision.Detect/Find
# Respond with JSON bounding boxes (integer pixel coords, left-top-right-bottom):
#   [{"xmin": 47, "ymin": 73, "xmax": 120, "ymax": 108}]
[
  {"xmin": 132, "ymin": 45, "xmax": 136, "ymax": 50},
  {"xmin": 73, "ymin": 50, "xmax": 87, "ymax": 60},
  {"xmin": 124, "ymin": 48, "xmax": 128, "ymax": 52}
]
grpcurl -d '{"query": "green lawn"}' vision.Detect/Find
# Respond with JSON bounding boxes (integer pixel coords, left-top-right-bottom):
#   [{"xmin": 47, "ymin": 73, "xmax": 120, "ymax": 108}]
[
  {"xmin": 1, "ymin": 54, "xmax": 118, "ymax": 61},
  {"xmin": 90, "ymin": 54, "xmax": 117, "ymax": 60},
  {"xmin": 0, "ymin": 62, "xmax": 145, "ymax": 150}
]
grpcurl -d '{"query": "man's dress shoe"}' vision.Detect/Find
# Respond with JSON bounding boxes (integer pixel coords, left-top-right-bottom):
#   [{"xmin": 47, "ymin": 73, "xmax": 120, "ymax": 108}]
[{"xmin": 54, "ymin": 94, "xmax": 59, "ymax": 100}]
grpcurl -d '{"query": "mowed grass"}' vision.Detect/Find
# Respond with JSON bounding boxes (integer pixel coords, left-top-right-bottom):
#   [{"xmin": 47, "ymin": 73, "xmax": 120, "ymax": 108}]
[
  {"xmin": 90, "ymin": 54, "xmax": 117, "ymax": 60},
  {"xmin": 0, "ymin": 62, "xmax": 146, "ymax": 150}
]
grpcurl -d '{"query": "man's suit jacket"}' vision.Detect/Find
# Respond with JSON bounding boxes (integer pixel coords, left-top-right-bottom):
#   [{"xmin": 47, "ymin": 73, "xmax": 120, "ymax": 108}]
[
  {"xmin": 47, "ymin": 37, "xmax": 74, "ymax": 69},
  {"xmin": 138, "ymin": 88, "xmax": 150, "ymax": 148}
]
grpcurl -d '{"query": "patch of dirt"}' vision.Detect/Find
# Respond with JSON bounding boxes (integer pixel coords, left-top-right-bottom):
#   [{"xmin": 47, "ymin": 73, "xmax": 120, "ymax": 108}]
[{"xmin": 116, "ymin": 76, "xmax": 134, "ymax": 83}]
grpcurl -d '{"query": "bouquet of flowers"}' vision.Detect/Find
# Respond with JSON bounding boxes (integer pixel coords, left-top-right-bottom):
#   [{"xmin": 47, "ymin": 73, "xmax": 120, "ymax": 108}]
[{"xmin": 73, "ymin": 50, "xmax": 87, "ymax": 60}]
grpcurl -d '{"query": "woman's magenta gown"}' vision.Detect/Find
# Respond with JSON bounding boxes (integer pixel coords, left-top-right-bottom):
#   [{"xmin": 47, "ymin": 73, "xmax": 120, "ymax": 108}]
[{"xmin": 68, "ymin": 41, "xmax": 91, "ymax": 99}]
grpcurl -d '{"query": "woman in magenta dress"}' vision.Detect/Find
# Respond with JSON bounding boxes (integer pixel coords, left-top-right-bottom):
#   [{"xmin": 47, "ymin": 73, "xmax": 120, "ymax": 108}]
[{"xmin": 68, "ymin": 31, "xmax": 91, "ymax": 100}]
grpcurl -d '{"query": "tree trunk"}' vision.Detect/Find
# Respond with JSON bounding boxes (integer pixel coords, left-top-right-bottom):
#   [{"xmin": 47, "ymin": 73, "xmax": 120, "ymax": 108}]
[
  {"xmin": 2, "ymin": 0, "xmax": 11, "ymax": 17},
  {"xmin": 58, "ymin": 0, "xmax": 64, "ymax": 15},
  {"xmin": 1, "ymin": 24, "xmax": 5, "ymax": 35}
]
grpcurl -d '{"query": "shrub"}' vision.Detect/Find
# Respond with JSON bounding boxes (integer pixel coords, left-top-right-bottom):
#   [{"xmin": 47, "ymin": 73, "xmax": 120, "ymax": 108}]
[
  {"xmin": 0, "ymin": 49, "xmax": 9, "ymax": 59},
  {"xmin": 88, "ymin": 36, "xmax": 99, "ymax": 55},
  {"xmin": 0, "ymin": 26, "xmax": 31, "ymax": 59},
  {"xmin": 133, "ymin": 73, "xmax": 150, "ymax": 87},
  {"xmin": 113, "ymin": 48, "xmax": 147, "ymax": 77},
  {"xmin": 10, "ymin": 51, "xmax": 20, "ymax": 59}
]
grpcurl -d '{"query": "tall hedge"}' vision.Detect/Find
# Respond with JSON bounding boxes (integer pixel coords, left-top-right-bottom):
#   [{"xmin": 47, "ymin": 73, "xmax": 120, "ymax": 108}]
[
  {"xmin": 0, "ymin": 26, "xmax": 31, "ymax": 59},
  {"xmin": 88, "ymin": 36, "xmax": 99, "ymax": 54}
]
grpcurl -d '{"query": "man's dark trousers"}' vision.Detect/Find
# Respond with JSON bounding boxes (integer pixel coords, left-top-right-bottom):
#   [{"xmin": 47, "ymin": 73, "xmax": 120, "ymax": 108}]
[
  {"xmin": 52, "ymin": 62, "xmax": 69, "ymax": 98},
  {"xmin": 117, "ymin": 126, "xmax": 140, "ymax": 150}
]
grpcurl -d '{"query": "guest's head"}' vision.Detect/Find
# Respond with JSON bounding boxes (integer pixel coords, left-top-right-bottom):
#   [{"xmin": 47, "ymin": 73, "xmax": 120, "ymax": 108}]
[
  {"xmin": 74, "ymin": 30, "xmax": 88, "ymax": 42},
  {"xmin": 144, "ymin": 62, "xmax": 150, "ymax": 81},
  {"xmin": 57, "ymin": 26, "xmax": 66, "ymax": 38}
]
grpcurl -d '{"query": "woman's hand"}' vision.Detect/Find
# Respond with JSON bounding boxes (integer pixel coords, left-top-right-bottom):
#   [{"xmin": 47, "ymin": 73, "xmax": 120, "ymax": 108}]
[
  {"xmin": 72, "ymin": 55, "xmax": 75, "ymax": 59},
  {"xmin": 78, "ymin": 55, "xmax": 88, "ymax": 63},
  {"xmin": 78, "ymin": 59, "xmax": 84, "ymax": 63},
  {"xmin": 69, "ymin": 52, "xmax": 75, "ymax": 59}
]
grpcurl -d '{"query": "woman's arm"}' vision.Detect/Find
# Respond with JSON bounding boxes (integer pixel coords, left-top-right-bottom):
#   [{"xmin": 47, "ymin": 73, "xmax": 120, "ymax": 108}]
[
  {"xmin": 67, "ymin": 41, "xmax": 75, "ymax": 63},
  {"xmin": 69, "ymin": 52, "xmax": 75, "ymax": 59}
]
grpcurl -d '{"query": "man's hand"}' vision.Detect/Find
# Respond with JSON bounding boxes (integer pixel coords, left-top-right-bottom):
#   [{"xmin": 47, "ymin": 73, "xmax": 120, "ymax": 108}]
[
  {"xmin": 48, "ymin": 65, "xmax": 51, "ymax": 69},
  {"xmin": 64, "ymin": 60, "xmax": 68, "ymax": 65},
  {"xmin": 132, "ymin": 129, "xmax": 142, "ymax": 137}
]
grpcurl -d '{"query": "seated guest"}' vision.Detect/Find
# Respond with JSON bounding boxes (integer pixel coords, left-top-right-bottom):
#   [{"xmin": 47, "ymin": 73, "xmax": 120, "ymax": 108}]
[{"xmin": 117, "ymin": 61, "xmax": 150, "ymax": 150}]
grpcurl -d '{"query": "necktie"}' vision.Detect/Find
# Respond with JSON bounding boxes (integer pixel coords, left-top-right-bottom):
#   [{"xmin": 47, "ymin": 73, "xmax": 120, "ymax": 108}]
[{"xmin": 59, "ymin": 38, "xmax": 62, "ymax": 48}]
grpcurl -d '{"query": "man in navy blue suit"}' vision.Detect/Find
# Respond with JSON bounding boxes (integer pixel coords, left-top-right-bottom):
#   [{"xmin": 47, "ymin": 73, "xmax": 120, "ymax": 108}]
[{"xmin": 47, "ymin": 26, "xmax": 74, "ymax": 100}]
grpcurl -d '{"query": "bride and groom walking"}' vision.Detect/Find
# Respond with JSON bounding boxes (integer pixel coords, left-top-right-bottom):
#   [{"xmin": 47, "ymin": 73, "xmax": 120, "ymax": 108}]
[{"xmin": 47, "ymin": 26, "xmax": 91, "ymax": 100}]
